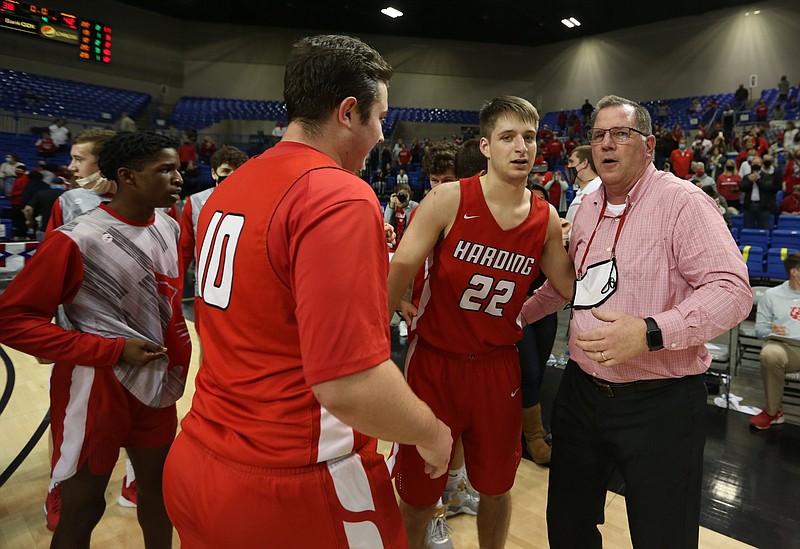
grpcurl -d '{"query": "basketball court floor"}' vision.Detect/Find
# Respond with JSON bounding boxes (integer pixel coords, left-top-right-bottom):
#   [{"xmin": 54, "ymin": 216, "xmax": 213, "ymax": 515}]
[{"xmin": 1, "ymin": 304, "xmax": 798, "ymax": 548}]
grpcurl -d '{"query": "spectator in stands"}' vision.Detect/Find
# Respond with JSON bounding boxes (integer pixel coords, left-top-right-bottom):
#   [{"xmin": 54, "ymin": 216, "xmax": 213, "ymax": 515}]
[
  {"xmin": 410, "ymin": 138, "xmax": 422, "ymax": 164},
  {"xmin": 178, "ymin": 137, "xmax": 198, "ymax": 195},
  {"xmin": 690, "ymin": 161, "xmax": 716, "ymax": 190},
  {"xmin": 654, "ymin": 129, "xmax": 677, "ymax": 169},
  {"xmin": 396, "ymin": 168, "xmax": 409, "ymax": 186},
  {"xmin": 662, "ymin": 161, "xmax": 672, "ymax": 173},
  {"xmin": 717, "ymin": 160, "xmax": 741, "ymax": 213},
  {"xmin": 567, "ymin": 112, "xmax": 579, "ymax": 138},
  {"xmin": 199, "ymin": 136, "xmax": 216, "ymax": 163},
  {"xmin": 690, "ymin": 133, "xmax": 709, "ymax": 166},
  {"xmin": 772, "ymin": 102, "xmax": 787, "ymax": 121},
  {"xmin": 655, "ymin": 100, "xmax": 670, "ymax": 125},
  {"xmin": 701, "ymin": 185, "xmax": 731, "ymax": 227},
  {"xmin": 671, "ymin": 123, "xmax": 683, "ymax": 143},
  {"xmin": 670, "ymin": 138, "xmax": 693, "ymax": 179},
  {"xmin": 118, "ymin": 111, "xmax": 137, "ymax": 133},
  {"xmin": 780, "ymin": 184, "xmax": 800, "ymax": 215},
  {"xmin": 689, "ymin": 97, "xmax": 702, "ymax": 114},
  {"xmin": 20, "ymin": 169, "xmax": 49, "ymax": 210},
  {"xmin": 557, "ymin": 110, "xmax": 568, "ymax": 132},
  {"xmin": 23, "ymin": 178, "xmax": 66, "ymax": 240},
  {"xmin": 722, "ymin": 103, "xmax": 736, "ymax": 141},
  {"xmin": 380, "ymin": 143, "xmax": 392, "ymax": 172},
  {"xmin": 778, "ymin": 75, "xmax": 791, "ymax": 103},
  {"xmin": 392, "ymin": 137, "xmax": 404, "ymax": 167},
  {"xmin": 384, "ymin": 182, "xmax": 418, "ymax": 248},
  {"xmin": 48, "ymin": 118, "xmax": 70, "ymax": 152},
  {"xmin": 734, "ymin": 84, "xmax": 749, "ymax": 110},
  {"xmin": 580, "ymin": 99, "xmax": 593, "ymax": 125},
  {"xmin": 544, "ymin": 169, "xmax": 568, "ymax": 214},
  {"xmin": 544, "ymin": 136, "xmax": 564, "ymax": 167},
  {"xmin": 741, "ymin": 154, "xmax": 779, "ymax": 229},
  {"xmin": 784, "ymin": 147, "xmax": 800, "ymax": 195},
  {"xmin": 271, "ymin": 121, "xmax": 286, "ymax": 139},
  {"xmin": 708, "ymin": 145, "xmax": 725, "ymax": 181},
  {"xmin": 755, "ymin": 100, "xmax": 769, "ymax": 122},
  {"xmin": 8, "ymin": 164, "xmax": 29, "ymax": 238},
  {"xmin": 1, "ymin": 152, "xmax": 23, "ymax": 195},
  {"xmin": 398, "ymin": 143, "xmax": 412, "ymax": 167},
  {"xmin": 749, "ymin": 252, "xmax": 800, "ymax": 430},
  {"xmin": 36, "ymin": 130, "xmax": 58, "ymax": 158},
  {"xmin": 372, "ymin": 167, "xmax": 387, "ymax": 197},
  {"xmin": 784, "ymin": 122, "xmax": 799, "ymax": 151}
]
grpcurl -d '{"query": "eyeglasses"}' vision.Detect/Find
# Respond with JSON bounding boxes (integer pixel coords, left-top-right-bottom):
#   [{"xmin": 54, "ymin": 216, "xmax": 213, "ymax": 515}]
[{"xmin": 586, "ymin": 127, "xmax": 650, "ymax": 144}]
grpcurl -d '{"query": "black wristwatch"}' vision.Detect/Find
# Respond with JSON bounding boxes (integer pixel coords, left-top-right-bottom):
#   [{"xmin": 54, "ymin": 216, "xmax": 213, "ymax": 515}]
[{"xmin": 644, "ymin": 317, "xmax": 664, "ymax": 351}]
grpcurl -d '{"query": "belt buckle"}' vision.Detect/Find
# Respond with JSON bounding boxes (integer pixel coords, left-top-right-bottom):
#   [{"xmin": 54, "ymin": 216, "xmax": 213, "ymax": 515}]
[{"xmin": 595, "ymin": 381, "xmax": 614, "ymax": 397}]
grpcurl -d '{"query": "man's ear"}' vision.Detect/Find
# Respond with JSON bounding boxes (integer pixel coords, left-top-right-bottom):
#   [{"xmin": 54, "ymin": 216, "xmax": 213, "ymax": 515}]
[
  {"xmin": 480, "ymin": 137, "xmax": 490, "ymax": 159},
  {"xmin": 117, "ymin": 167, "xmax": 134, "ymax": 187},
  {"xmin": 338, "ymin": 97, "xmax": 358, "ymax": 128}
]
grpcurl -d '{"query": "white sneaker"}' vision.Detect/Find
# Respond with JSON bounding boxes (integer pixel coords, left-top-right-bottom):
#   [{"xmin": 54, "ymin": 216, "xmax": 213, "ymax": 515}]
[
  {"xmin": 398, "ymin": 319, "xmax": 408, "ymax": 337},
  {"xmin": 425, "ymin": 507, "xmax": 453, "ymax": 549},
  {"xmin": 443, "ymin": 479, "xmax": 480, "ymax": 517}
]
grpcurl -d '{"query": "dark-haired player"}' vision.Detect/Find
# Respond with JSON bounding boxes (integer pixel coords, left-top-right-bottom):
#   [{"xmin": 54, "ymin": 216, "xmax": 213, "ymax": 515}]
[
  {"xmin": 0, "ymin": 131, "xmax": 191, "ymax": 548},
  {"xmin": 179, "ymin": 146, "xmax": 249, "ymax": 327},
  {"xmin": 163, "ymin": 35, "xmax": 451, "ymax": 549}
]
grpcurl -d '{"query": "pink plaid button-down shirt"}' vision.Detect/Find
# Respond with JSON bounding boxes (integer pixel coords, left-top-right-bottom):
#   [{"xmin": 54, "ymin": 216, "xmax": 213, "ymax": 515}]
[{"xmin": 522, "ymin": 163, "xmax": 752, "ymax": 382}]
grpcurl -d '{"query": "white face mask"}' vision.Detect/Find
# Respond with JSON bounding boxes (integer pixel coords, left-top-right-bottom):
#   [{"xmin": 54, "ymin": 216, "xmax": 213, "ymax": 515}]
[
  {"xmin": 571, "ymin": 257, "xmax": 618, "ymax": 310},
  {"xmin": 75, "ymin": 171, "xmax": 117, "ymax": 195}
]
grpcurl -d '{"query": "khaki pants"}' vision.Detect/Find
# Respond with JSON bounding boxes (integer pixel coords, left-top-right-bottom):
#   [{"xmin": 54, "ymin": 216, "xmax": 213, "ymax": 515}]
[{"xmin": 760, "ymin": 341, "xmax": 800, "ymax": 414}]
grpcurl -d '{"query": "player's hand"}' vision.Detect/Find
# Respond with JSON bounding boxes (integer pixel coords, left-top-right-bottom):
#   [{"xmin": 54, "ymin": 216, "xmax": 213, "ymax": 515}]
[
  {"xmin": 389, "ymin": 193, "xmax": 398, "ymax": 207},
  {"xmin": 398, "ymin": 298, "xmax": 418, "ymax": 325},
  {"xmin": 121, "ymin": 338, "xmax": 167, "ymax": 367},
  {"xmin": 416, "ymin": 419, "xmax": 452, "ymax": 479},
  {"xmin": 574, "ymin": 309, "xmax": 649, "ymax": 366},
  {"xmin": 384, "ymin": 223, "xmax": 396, "ymax": 247},
  {"xmin": 771, "ymin": 323, "xmax": 787, "ymax": 336}
]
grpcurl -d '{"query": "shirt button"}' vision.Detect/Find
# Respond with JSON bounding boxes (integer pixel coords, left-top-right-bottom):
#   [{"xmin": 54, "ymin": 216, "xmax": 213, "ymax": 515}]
[
  {"xmin": 606, "ymin": 247, "xmax": 611, "ymax": 251},
  {"xmin": 592, "ymin": 372, "xmax": 597, "ymax": 376},
  {"xmin": 671, "ymin": 342, "xmax": 677, "ymax": 348}
]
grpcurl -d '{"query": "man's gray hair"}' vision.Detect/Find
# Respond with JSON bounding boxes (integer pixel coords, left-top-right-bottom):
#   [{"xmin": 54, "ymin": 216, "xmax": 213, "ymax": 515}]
[{"xmin": 590, "ymin": 95, "xmax": 652, "ymax": 135}]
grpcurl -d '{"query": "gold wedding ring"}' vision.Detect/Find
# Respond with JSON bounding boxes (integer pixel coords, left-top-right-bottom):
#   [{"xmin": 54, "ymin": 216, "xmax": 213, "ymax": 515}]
[{"xmin": 600, "ymin": 351, "xmax": 608, "ymax": 362}]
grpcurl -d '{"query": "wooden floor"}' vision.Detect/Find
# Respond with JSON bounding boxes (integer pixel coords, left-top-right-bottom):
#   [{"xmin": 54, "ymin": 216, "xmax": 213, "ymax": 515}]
[{"xmin": 0, "ymin": 321, "xmax": 755, "ymax": 549}]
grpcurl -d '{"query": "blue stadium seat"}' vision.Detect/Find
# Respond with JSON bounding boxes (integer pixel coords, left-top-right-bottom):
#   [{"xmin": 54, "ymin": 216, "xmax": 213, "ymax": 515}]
[
  {"xmin": 765, "ymin": 247, "xmax": 797, "ymax": 280},
  {"xmin": 739, "ymin": 245, "xmax": 766, "ymax": 278},
  {"xmin": 777, "ymin": 215, "xmax": 800, "ymax": 230},
  {"xmin": 739, "ymin": 228, "xmax": 770, "ymax": 249},
  {"xmin": 771, "ymin": 229, "xmax": 800, "ymax": 250}
]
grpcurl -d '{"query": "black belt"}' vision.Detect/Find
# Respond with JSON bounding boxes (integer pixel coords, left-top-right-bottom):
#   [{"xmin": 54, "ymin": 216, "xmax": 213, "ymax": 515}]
[{"xmin": 579, "ymin": 366, "xmax": 681, "ymax": 398}]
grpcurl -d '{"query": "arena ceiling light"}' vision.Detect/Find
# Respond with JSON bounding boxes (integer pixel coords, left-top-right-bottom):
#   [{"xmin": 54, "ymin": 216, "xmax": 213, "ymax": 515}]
[
  {"xmin": 381, "ymin": 7, "xmax": 403, "ymax": 18},
  {"xmin": 561, "ymin": 17, "xmax": 581, "ymax": 28}
]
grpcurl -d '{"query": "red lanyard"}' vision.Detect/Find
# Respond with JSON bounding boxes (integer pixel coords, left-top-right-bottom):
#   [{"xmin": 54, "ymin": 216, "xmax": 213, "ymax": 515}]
[{"xmin": 576, "ymin": 197, "xmax": 627, "ymax": 278}]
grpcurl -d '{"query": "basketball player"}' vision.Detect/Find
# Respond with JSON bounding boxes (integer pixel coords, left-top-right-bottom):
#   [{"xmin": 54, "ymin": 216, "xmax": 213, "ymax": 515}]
[
  {"xmin": 178, "ymin": 146, "xmax": 249, "ymax": 328},
  {"xmin": 388, "ymin": 96, "xmax": 575, "ymax": 548},
  {"xmin": 0, "ymin": 131, "xmax": 191, "ymax": 549},
  {"xmin": 162, "ymin": 35, "xmax": 452, "ymax": 548}
]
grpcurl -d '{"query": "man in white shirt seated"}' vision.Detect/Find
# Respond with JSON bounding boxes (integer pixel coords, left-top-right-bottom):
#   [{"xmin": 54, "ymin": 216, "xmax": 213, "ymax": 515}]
[{"xmin": 750, "ymin": 252, "xmax": 800, "ymax": 429}]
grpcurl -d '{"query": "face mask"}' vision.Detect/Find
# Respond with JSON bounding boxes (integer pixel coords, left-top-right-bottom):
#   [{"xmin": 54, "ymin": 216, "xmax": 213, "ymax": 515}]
[
  {"xmin": 571, "ymin": 257, "xmax": 618, "ymax": 310},
  {"xmin": 4, "ymin": 156, "xmax": 11, "ymax": 163},
  {"xmin": 75, "ymin": 171, "xmax": 117, "ymax": 195},
  {"xmin": 215, "ymin": 174, "xmax": 228, "ymax": 186},
  {"xmin": 751, "ymin": 165, "xmax": 762, "ymax": 172},
  {"xmin": 748, "ymin": 155, "xmax": 755, "ymax": 162},
  {"xmin": 565, "ymin": 166, "xmax": 578, "ymax": 185},
  {"xmin": 696, "ymin": 168, "xmax": 705, "ymax": 176},
  {"xmin": 679, "ymin": 144, "xmax": 686, "ymax": 151},
  {"xmin": 763, "ymin": 160, "xmax": 773, "ymax": 169}
]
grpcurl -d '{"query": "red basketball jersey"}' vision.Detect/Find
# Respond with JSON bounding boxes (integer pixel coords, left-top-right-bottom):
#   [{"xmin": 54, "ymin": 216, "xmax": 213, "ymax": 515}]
[{"xmin": 411, "ymin": 176, "xmax": 549, "ymax": 355}]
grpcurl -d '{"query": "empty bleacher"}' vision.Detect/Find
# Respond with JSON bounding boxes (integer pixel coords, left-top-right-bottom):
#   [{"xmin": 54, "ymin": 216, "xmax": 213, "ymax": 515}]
[{"xmin": 0, "ymin": 68, "xmax": 151, "ymax": 122}]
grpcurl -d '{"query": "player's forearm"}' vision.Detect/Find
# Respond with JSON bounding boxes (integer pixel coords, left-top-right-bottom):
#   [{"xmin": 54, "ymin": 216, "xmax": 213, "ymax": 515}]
[
  {"xmin": 312, "ymin": 360, "xmax": 440, "ymax": 448},
  {"xmin": 388, "ymin": 261, "xmax": 417, "ymax": 313}
]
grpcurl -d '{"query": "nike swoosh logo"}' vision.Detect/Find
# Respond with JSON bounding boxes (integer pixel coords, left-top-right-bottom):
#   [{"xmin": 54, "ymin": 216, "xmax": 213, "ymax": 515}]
[
  {"xmin": 511, "ymin": 388, "xmax": 520, "ymax": 397},
  {"xmin": 463, "ymin": 214, "xmax": 479, "ymax": 220}
]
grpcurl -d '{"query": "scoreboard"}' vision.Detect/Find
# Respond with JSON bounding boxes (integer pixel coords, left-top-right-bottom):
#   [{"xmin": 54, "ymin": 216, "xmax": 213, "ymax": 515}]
[{"xmin": 0, "ymin": 1, "xmax": 112, "ymax": 63}]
